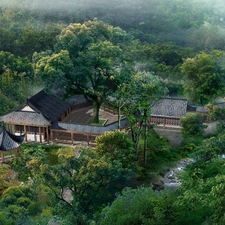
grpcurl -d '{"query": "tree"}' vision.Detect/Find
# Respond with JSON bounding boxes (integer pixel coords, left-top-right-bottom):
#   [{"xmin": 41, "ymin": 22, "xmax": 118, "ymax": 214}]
[
  {"xmin": 0, "ymin": 164, "xmax": 14, "ymax": 198},
  {"xmin": 175, "ymin": 133, "xmax": 225, "ymax": 224},
  {"xmin": 0, "ymin": 51, "xmax": 33, "ymax": 76},
  {"xmin": 0, "ymin": 92, "xmax": 17, "ymax": 115},
  {"xmin": 0, "ymin": 68, "xmax": 33, "ymax": 107},
  {"xmin": 40, "ymin": 147, "xmax": 131, "ymax": 223},
  {"xmin": 205, "ymin": 103, "xmax": 225, "ymax": 132},
  {"xmin": 95, "ymin": 130, "xmax": 136, "ymax": 169},
  {"xmin": 193, "ymin": 132, "xmax": 225, "ymax": 162},
  {"xmin": 99, "ymin": 186, "xmax": 176, "ymax": 225},
  {"xmin": 181, "ymin": 51, "xmax": 225, "ymax": 105},
  {"xmin": 180, "ymin": 113, "xmax": 206, "ymax": 139},
  {"xmin": 123, "ymin": 71, "xmax": 167, "ymax": 163},
  {"xmin": 0, "ymin": 185, "xmax": 42, "ymax": 224},
  {"xmin": 15, "ymin": 23, "xmax": 62, "ymax": 59},
  {"xmin": 10, "ymin": 145, "xmax": 48, "ymax": 182},
  {"xmin": 108, "ymin": 83, "xmax": 129, "ymax": 129},
  {"xmin": 35, "ymin": 20, "xmax": 134, "ymax": 123}
]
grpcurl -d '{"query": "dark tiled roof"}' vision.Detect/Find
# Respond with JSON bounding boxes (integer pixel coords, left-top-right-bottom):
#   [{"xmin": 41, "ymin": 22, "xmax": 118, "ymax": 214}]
[
  {"xmin": 0, "ymin": 126, "xmax": 24, "ymax": 151},
  {"xmin": 67, "ymin": 94, "xmax": 89, "ymax": 105},
  {"xmin": 195, "ymin": 106, "xmax": 208, "ymax": 113},
  {"xmin": 27, "ymin": 90, "xmax": 71, "ymax": 123},
  {"xmin": 50, "ymin": 119, "xmax": 128, "ymax": 134},
  {"xmin": 0, "ymin": 111, "xmax": 50, "ymax": 126},
  {"xmin": 188, "ymin": 102, "xmax": 225, "ymax": 113},
  {"xmin": 214, "ymin": 102, "xmax": 225, "ymax": 108},
  {"xmin": 187, "ymin": 105, "xmax": 196, "ymax": 112},
  {"xmin": 151, "ymin": 98, "xmax": 187, "ymax": 118}
]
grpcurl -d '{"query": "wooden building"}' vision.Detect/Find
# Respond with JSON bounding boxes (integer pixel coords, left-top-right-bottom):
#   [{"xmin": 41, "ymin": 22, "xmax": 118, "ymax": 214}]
[
  {"xmin": 150, "ymin": 98, "xmax": 188, "ymax": 127},
  {"xmin": 0, "ymin": 91, "xmax": 190, "ymax": 145},
  {"xmin": 0, "ymin": 90, "xmax": 71, "ymax": 143}
]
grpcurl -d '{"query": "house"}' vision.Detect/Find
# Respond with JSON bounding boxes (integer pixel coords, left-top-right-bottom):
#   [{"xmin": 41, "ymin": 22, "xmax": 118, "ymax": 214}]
[
  {"xmin": 0, "ymin": 90, "xmax": 71, "ymax": 143},
  {"xmin": 0, "ymin": 90, "xmax": 190, "ymax": 145},
  {"xmin": 0, "ymin": 89, "xmax": 126, "ymax": 145},
  {"xmin": 150, "ymin": 97, "xmax": 188, "ymax": 127}
]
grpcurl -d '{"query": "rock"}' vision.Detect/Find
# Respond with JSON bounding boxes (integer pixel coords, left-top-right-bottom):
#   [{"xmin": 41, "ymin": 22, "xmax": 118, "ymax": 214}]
[{"xmin": 162, "ymin": 158, "xmax": 193, "ymax": 190}]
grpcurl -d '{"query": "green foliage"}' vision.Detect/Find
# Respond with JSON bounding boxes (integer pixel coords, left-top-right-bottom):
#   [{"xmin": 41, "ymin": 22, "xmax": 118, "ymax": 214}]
[
  {"xmin": 174, "ymin": 131, "xmax": 225, "ymax": 224},
  {"xmin": 95, "ymin": 130, "xmax": 136, "ymax": 169},
  {"xmin": 141, "ymin": 43, "xmax": 195, "ymax": 80},
  {"xmin": 99, "ymin": 186, "xmax": 176, "ymax": 225},
  {"xmin": 40, "ymin": 147, "xmax": 131, "ymax": 223},
  {"xmin": 0, "ymin": 69, "xmax": 32, "ymax": 103},
  {"xmin": 206, "ymin": 103, "xmax": 225, "ymax": 131},
  {"xmin": 0, "ymin": 51, "xmax": 35, "ymax": 114},
  {"xmin": 180, "ymin": 113, "xmax": 206, "ymax": 139},
  {"xmin": 35, "ymin": 20, "xmax": 134, "ymax": 123},
  {"xmin": 0, "ymin": 186, "xmax": 39, "ymax": 224},
  {"xmin": 181, "ymin": 51, "xmax": 225, "ymax": 105},
  {"xmin": 123, "ymin": 71, "xmax": 168, "ymax": 163},
  {"xmin": 135, "ymin": 129, "xmax": 178, "ymax": 181},
  {"xmin": 174, "ymin": 157, "xmax": 225, "ymax": 224},
  {"xmin": 10, "ymin": 145, "xmax": 48, "ymax": 181},
  {"xmin": 0, "ymin": 92, "xmax": 17, "ymax": 115},
  {"xmin": 192, "ymin": 132, "xmax": 225, "ymax": 162},
  {"xmin": 0, "ymin": 164, "xmax": 13, "ymax": 198},
  {"xmin": 2, "ymin": 1, "xmax": 225, "ymax": 224},
  {"xmin": 145, "ymin": 130, "xmax": 175, "ymax": 165},
  {"xmin": 0, "ymin": 51, "xmax": 32, "ymax": 75}
]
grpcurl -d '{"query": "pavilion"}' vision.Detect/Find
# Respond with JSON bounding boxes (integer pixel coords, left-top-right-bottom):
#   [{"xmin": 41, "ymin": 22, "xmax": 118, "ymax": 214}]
[{"xmin": 0, "ymin": 123, "xmax": 25, "ymax": 163}]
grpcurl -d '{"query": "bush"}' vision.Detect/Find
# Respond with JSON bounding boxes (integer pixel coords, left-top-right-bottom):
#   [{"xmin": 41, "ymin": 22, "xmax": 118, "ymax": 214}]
[{"xmin": 180, "ymin": 113, "xmax": 206, "ymax": 139}]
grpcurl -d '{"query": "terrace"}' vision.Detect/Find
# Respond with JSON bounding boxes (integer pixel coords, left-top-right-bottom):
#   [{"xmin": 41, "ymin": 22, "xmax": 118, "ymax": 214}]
[
  {"xmin": 63, "ymin": 105, "xmax": 121, "ymax": 125},
  {"xmin": 50, "ymin": 105, "xmax": 124, "ymax": 146}
]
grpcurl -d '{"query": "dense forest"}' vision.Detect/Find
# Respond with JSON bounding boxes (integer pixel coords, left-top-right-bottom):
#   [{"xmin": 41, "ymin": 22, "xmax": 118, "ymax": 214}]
[
  {"xmin": 1, "ymin": 0, "xmax": 225, "ymax": 114},
  {"xmin": 1, "ymin": 0, "xmax": 225, "ymax": 224}
]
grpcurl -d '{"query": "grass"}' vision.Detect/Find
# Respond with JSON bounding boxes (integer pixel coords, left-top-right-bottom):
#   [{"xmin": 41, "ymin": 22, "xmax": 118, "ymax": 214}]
[{"xmin": 87, "ymin": 118, "xmax": 107, "ymax": 126}]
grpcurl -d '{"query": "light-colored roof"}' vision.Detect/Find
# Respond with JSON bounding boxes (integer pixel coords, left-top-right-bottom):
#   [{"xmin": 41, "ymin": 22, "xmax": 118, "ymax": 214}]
[
  {"xmin": 151, "ymin": 98, "xmax": 187, "ymax": 118},
  {"xmin": 0, "ymin": 111, "xmax": 50, "ymax": 126}
]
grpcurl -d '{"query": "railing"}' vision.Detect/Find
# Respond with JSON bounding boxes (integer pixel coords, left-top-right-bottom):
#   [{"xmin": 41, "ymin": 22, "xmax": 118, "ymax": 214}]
[
  {"xmin": 150, "ymin": 116, "xmax": 180, "ymax": 127},
  {"xmin": 49, "ymin": 118, "xmax": 128, "ymax": 145}
]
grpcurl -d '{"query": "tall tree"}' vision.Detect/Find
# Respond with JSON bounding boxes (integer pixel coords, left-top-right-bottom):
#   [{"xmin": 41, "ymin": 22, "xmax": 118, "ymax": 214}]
[
  {"xmin": 35, "ymin": 20, "xmax": 134, "ymax": 123},
  {"xmin": 40, "ymin": 147, "xmax": 130, "ymax": 223},
  {"xmin": 123, "ymin": 71, "xmax": 167, "ymax": 163},
  {"xmin": 181, "ymin": 50, "xmax": 225, "ymax": 105}
]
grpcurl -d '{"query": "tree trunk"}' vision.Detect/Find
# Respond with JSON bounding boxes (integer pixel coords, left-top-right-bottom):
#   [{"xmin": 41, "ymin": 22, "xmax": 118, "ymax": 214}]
[
  {"xmin": 118, "ymin": 106, "xmax": 121, "ymax": 129},
  {"xmin": 93, "ymin": 100, "xmax": 101, "ymax": 124},
  {"xmin": 143, "ymin": 110, "xmax": 148, "ymax": 164},
  {"xmin": 131, "ymin": 121, "xmax": 143, "ymax": 161}
]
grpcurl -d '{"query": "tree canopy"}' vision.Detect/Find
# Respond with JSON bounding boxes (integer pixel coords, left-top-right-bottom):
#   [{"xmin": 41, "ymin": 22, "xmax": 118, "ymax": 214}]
[
  {"xmin": 35, "ymin": 20, "xmax": 135, "ymax": 123},
  {"xmin": 181, "ymin": 51, "xmax": 225, "ymax": 105}
]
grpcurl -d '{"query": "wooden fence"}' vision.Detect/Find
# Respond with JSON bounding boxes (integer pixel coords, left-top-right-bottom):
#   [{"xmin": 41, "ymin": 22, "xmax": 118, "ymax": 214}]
[{"xmin": 149, "ymin": 116, "xmax": 180, "ymax": 127}]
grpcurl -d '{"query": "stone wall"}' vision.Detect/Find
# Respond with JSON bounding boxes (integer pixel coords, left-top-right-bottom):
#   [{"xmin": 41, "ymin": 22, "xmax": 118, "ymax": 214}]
[
  {"xmin": 204, "ymin": 121, "xmax": 219, "ymax": 135},
  {"xmin": 154, "ymin": 127, "xmax": 183, "ymax": 147},
  {"xmin": 154, "ymin": 121, "xmax": 219, "ymax": 147}
]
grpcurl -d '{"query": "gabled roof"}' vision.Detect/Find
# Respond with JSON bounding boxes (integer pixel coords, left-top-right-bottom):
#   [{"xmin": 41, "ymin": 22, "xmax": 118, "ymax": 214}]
[
  {"xmin": 0, "ymin": 111, "xmax": 50, "ymax": 126},
  {"xmin": 0, "ymin": 125, "xmax": 25, "ymax": 151},
  {"xmin": 25, "ymin": 90, "xmax": 71, "ymax": 123},
  {"xmin": 151, "ymin": 98, "xmax": 187, "ymax": 118}
]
